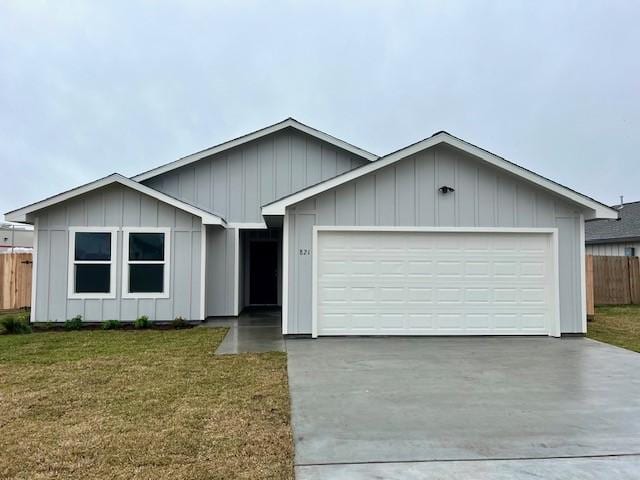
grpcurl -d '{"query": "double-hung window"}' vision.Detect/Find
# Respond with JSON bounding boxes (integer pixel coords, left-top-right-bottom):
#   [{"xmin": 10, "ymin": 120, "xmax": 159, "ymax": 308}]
[
  {"xmin": 68, "ymin": 227, "xmax": 118, "ymax": 298},
  {"xmin": 122, "ymin": 227, "xmax": 170, "ymax": 298}
]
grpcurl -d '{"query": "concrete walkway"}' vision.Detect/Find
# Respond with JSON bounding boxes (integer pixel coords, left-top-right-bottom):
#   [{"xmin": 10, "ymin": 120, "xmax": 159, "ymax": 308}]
[
  {"xmin": 286, "ymin": 337, "xmax": 640, "ymax": 479},
  {"xmin": 204, "ymin": 309, "xmax": 284, "ymax": 354},
  {"xmin": 296, "ymin": 455, "xmax": 640, "ymax": 479}
]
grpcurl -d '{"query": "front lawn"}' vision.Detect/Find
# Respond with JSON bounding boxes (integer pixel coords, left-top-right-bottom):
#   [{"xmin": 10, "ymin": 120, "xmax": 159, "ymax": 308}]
[
  {"xmin": 0, "ymin": 327, "xmax": 293, "ymax": 479},
  {"xmin": 587, "ymin": 305, "xmax": 640, "ymax": 353}
]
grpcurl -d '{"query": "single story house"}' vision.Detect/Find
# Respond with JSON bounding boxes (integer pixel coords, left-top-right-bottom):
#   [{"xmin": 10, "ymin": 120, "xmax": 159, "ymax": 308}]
[
  {"xmin": 586, "ymin": 200, "xmax": 640, "ymax": 256},
  {"xmin": 5, "ymin": 118, "xmax": 618, "ymax": 337}
]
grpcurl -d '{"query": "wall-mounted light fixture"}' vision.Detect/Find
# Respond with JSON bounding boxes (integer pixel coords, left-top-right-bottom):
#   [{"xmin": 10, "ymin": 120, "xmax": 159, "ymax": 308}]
[{"xmin": 439, "ymin": 186, "xmax": 455, "ymax": 194}]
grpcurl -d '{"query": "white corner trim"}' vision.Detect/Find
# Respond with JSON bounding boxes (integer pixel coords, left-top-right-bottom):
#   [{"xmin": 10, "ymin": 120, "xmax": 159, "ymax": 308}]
[
  {"xmin": 262, "ymin": 133, "xmax": 618, "ymax": 220},
  {"xmin": 200, "ymin": 226, "xmax": 207, "ymax": 320},
  {"xmin": 30, "ymin": 218, "xmax": 38, "ymax": 320},
  {"xmin": 551, "ymin": 228, "xmax": 562, "ymax": 338},
  {"xmin": 282, "ymin": 213, "xmax": 289, "ymax": 335},
  {"xmin": 6, "ymin": 173, "xmax": 226, "ymax": 226},
  {"xmin": 131, "ymin": 118, "xmax": 378, "ymax": 182},
  {"xmin": 233, "ymin": 228, "xmax": 240, "ymax": 316},
  {"xmin": 67, "ymin": 227, "xmax": 119, "ymax": 300},
  {"xmin": 311, "ymin": 222, "xmax": 318, "ymax": 338},
  {"xmin": 311, "ymin": 226, "xmax": 562, "ymax": 339},
  {"xmin": 121, "ymin": 227, "xmax": 171, "ymax": 299},
  {"xmin": 579, "ymin": 213, "xmax": 587, "ymax": 333}
]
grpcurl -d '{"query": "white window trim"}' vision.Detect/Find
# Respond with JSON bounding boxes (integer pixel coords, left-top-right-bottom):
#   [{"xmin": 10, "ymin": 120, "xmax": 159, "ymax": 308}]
[
  {"xmin": 122, "ymin": 227, "xmax": 171, "ymax": 299},
  {"xmin": 68, "ymin": 227, "xmax": 119, "ymax": 299}
]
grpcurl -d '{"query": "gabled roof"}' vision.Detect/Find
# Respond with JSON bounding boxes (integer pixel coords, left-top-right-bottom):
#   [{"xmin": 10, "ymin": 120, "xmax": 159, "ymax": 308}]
[
  {"xmin": 586, "ymin": 200, "xmax": 640, "ymax": 243},
  {"xmin": 262, "ymin": 131, "xmax": 619, "ymax": 220},
  {"xmin": 131, "ymin": 117, "xmax": 379, "ymax": 182},
  {"xmin": 5, "ymin": 173, "xmax": 227, "ymax": 226}
]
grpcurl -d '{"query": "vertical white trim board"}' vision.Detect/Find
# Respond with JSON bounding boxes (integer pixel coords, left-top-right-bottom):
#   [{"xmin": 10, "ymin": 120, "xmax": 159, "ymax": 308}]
[
  {"xmin": 200, "ymin": 226, "xmax": 207, "ymax": 320},
  {"xmin": 579, "ymin": 214, "xmax": 587, "ymax": 333},
  {"xmin": 282, "ymin": 213, "xmax": 289, "ymax": 334},
  {"xmin": 233, "ymin": 228, "xmax": 240, "ymax": 316},
  {"xmin": 550, "ymin": 229, "xmax": 562, "ymax": 338},
  {"xmin": 30, "ymin": 218, "xmax": 39, "ymax": 321}
]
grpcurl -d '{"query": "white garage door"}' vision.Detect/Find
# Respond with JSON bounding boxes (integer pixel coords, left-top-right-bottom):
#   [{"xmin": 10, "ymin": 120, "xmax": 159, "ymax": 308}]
[{"xmin": 315, "ymin": 229, "xmax": 558, "ymax": 336}]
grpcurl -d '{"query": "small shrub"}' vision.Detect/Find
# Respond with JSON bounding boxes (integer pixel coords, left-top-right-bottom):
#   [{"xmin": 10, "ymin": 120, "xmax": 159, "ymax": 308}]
[
  {"xmin": 0, "ymin": 315, "xmax": 32, "ymax": 334},
  {"xmin": 64, "ymin": 315, "xmax": 83, "ymax": 331},
  {"xmin": 134, "ymin": 315, "xmax": 150, "ymax": 329},
  {"xmin": 172, "ymin": 316, "xmax": 188, "ymax": 329},
  {"xmin": 102, "ymin": 319, "xmax": 121, "ymax": 330}
]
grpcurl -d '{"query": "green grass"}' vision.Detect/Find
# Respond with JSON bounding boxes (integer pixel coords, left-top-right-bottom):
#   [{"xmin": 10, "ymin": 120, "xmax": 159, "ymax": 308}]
[
  {"xmin": 0, "ymin": 327, "xmax": 293, "ymax": 479},
  {"xmin": 587, "ymin": 305, "xmax": 640, "ymax": 353}
]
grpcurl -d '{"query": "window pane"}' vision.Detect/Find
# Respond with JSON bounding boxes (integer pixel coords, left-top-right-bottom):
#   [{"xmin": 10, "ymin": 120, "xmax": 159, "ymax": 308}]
[
  {"xmin": 75, "ymin": 232, "xmax": 111, "ymax": 261},
  {"xmin": 129, "ymin": 264, "xmax": 164, "ymax": 293},
  {"xmin": 75, "ymin": 264, "xmax": 110, "ymax": 293},
  {"xmin": 129, "ymin": 233, "xmax": 164, "ymax": 261}
]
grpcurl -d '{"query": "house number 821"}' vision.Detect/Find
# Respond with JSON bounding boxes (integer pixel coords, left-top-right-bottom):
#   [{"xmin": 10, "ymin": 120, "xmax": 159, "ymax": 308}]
[{"xmin": 299, "ymin": 249, "xmax": 311, "ymax": 255}]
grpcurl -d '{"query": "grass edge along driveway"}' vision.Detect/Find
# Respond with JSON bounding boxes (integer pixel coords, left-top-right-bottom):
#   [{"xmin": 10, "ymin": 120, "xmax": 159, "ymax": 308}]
[
  {"xmin": 0, "ymin": 327, "xmax": 293, "ymax": 480},
  {"xmin": 587, "ymin": 304, "xmax": 640, "ymax": 353}
]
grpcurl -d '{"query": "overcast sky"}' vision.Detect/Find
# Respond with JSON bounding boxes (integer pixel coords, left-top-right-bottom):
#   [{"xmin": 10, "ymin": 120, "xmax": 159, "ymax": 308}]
[{"xmin": 1, "ymin": 0, "xmax": 639, "ymax": 217}]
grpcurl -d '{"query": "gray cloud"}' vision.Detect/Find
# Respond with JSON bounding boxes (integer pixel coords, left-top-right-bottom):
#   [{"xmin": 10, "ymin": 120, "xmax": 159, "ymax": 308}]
[{"xmin": 1, "ymin": 0, "xmax": 638, "ymax": 215}]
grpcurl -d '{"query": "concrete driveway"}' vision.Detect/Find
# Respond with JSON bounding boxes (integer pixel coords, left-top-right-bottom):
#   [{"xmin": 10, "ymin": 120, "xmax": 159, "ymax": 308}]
[{"xmin": 286, "ymin": 337, "xmax": 640, "ymax": 479}]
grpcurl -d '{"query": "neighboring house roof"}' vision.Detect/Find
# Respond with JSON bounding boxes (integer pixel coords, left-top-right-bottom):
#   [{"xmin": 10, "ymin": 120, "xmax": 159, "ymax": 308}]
[
  {"xmin": 131, "ymin": 117, "xmax": 379, "ymax": 182},
  {"xmin": 262, "ymin": 131, "xmax": 619, "ymax": 220},
  {"xmin": 5, "ymin": 173, "xmax": 227, "ymax": 226},
  {"xmin": 585, "ymin": 200, "xmax": 640, "ymax": 244}
]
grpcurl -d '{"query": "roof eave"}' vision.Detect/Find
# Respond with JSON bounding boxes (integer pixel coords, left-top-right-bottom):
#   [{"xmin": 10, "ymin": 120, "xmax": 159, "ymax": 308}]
[
  {"xmin": 4, "ymin": 174, "xmax": 227, "ymax": 227},
  {"xmin": 586, "ymin": 236, "xmax": 640, "ymax": 245},
  {"xmin": 261, "ymin": 132, "xmax": 619, "ymax": 220},
  {"xmin": 131, "ymin": 118, "xmax": 378, "ymax": 182}
]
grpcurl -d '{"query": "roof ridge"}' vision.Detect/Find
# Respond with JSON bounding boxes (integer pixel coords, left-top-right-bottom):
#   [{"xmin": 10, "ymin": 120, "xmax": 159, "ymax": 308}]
[
  {"xmin": 131, "ymin": 118, "xmax": 378, "ymax": 182},
  {"xmin": 262, "ymin": 131, "xmax": 618, "ymax": 220},
  {"xmin": 614, "ymin": 199, "xmax": 640, "ymax": 207}
]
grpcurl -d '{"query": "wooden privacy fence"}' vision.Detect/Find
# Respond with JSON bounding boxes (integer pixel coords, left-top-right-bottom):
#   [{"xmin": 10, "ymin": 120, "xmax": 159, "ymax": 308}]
[
  {"xmin": 586, "ymin": 255, "xmax": 640, "ymax": 309},
  {"xmin": 0, "ymin": 253, "xmax": 32, "ymax": 310}
]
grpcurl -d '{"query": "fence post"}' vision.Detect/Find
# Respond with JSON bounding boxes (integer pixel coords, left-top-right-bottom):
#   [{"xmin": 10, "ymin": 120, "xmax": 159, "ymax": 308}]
[
  {"xmin": 586, "ymin": 255, "xmax": 595, "ymax": 319},
  {"xmin": 630, "ymin": 256, "xmax": 640, "ymax": 305}
]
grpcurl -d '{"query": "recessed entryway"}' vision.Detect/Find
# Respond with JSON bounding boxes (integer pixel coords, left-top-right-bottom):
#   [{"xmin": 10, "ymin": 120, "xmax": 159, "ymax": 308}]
[{"xmin": 239, "ymin": 228, "xmax": 282, "ymax": 311}]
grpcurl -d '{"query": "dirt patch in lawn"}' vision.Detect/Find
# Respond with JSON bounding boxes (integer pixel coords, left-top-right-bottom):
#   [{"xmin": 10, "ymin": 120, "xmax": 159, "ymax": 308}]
[
  {"xmin": 588, "ymin": 305, "xmax": 640, "ymax": 353},
  {"xmin": 0, "ymin": 328, "xmax": 293, "ymax": 479}
]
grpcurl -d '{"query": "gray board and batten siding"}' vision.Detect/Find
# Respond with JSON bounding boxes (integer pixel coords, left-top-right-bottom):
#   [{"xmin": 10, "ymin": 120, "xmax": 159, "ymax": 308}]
[
  {"xmin": 142, "ymin": 127, "xmax": 372, "ymax": 317},
  {"xmin": 285, "ymin": 143, "xmax": 585, "ymax": 334},
  {"xmin": 142, "ymin": 127, "xmax": 371, "ymax": 224},
  {"xmin": 32, "ymin": 183, "xmax": 204, "ymax": 322}
]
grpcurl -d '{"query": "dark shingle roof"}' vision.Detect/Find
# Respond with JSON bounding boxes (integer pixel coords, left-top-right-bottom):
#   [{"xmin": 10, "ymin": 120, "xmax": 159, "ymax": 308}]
[{"xmin": 586, "ymin": 200, "xmax": 640, "ymax": 243}]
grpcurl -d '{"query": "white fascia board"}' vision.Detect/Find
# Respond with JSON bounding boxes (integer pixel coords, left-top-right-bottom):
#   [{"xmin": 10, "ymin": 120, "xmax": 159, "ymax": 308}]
[
  {"xmin": 5, "ymin": 173, "xmax": 227, "ymax": 226},
  {"xmin": 116, "ymin": 175, "xmax": 226, "ymax": 225},
  {"xmin": 131, "ymin": 118, "xmax": 378, "ymax": 182},
  {"xmin": 262, "ymin": 132, "xmax": 618, "ymax": 220}
]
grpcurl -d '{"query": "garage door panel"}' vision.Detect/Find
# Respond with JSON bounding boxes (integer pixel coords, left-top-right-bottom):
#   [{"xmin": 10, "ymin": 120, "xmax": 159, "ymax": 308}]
[{"xmin": 316, "ymin": 230, "xmax": 555, "ymax": 336}]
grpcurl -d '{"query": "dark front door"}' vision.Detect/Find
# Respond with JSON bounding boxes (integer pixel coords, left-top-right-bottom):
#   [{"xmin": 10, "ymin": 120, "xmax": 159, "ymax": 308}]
[{"xmin": 249, "ymin": 241, "xmax": 278, "ymax": 305}]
